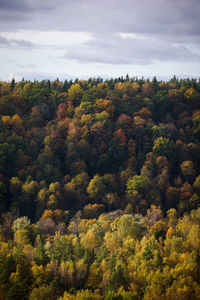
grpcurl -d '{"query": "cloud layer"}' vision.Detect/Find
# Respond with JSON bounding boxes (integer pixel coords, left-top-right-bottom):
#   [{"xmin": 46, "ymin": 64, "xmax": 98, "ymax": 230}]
[
  {"xmin": 64, "ymin": 33, "xmax": 200, "ymax": 65},
  {"xmin": 0, "ymin": 0, "xmax": 200, "ymax": 79},
  {"xmin": 1, "ymin": 0, "xmax": 200, "ymax": 35}
]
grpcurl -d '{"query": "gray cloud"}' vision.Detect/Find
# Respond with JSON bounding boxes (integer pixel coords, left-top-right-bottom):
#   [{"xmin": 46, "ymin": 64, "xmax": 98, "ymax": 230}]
[
  {"xmin": 0, "ymin": 35, "xmax": 34, "ymax": 48},
  {"xmin": 64, "ymin": 34, "xmax": 200, "ymax": 65},
  {"xmin": 0, "ymin": 0, "xmax": 54, "ymax": 12},
  {"xmin": 0, "ymin": 0, "xmax": 31, "ymax": 11},
  {"xmin": 0, "ymin": 0, "xmax": 54, "ymax": 27},
  {"xmin": 0, "ymin": 0, "xmax": 199, "ymax": 37}
]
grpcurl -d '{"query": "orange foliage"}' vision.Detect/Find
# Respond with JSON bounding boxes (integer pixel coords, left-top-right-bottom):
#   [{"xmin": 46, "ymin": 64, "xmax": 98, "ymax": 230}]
[
  {"xmin": 41, "ymin": 209, "xmax": 53, "ymax": 220},
  {"xmin": 135, "ymin": 107, "xmax": 151, "ymax": 120},
  {"xmin": 166, "ymin": 226, "xmax": 174, "ymax": 237},
  {"xmin": 1, "ymin": 115, "xmax": 11, "ymax": 127},
  {"xmin": 141, "ymin": 83, "xmax": 153, "ymax": 97},
  {"xmin": 133, "ymin": 116, "xmax": 145, "ymax": 126},
  {"xmin": 113, "ymin": 128, "xmax": 126, "ymax": 144},
  {"xmin": 57, "ymin": 103, "xmax": 68, "ymax": 119}
]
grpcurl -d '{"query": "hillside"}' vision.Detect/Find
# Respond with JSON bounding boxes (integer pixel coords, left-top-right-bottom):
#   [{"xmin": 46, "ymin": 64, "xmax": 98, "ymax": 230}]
[{"xmin": 0, "ymin": 76, "xmax": 200, "ymax": 299}]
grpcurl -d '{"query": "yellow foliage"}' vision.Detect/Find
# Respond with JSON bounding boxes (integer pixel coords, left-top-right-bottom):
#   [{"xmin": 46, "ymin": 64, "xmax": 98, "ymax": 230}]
[
  {"xmin": 11, "ymin": 114, "xmax": 23, "ymax": 129},
  {"xmin": 104, "ymin": 231, "xmax": 121, "ymax": 252},
  {"xmin": 9, "ymin": 269, "xmax": 20, "ymax": 284},
  {"xmin": 80, "ymin": 231, "xmax": 98, "ymax": 250},
  {"xmin": 1, "ymin": 115, "xmax": 11, "ymax": 127},
  {"xmin": 59, "ymin": 291, "xmax": 75, "ymax": 300}
]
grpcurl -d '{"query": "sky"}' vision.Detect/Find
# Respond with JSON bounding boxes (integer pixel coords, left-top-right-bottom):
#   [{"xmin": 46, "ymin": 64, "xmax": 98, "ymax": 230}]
[{"xmin": 0, "ymin": 0, "xmax": 200, "ymax": 81}]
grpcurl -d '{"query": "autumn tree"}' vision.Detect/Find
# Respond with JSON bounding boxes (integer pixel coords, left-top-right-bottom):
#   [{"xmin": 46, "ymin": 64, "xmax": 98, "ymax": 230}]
[
  {"xmin": 68, "ymin": 83, "xmax": 83, "ymax": 106},
  {"xmin": 127, "ymin": 175, "xmax": 150, "ymax": 196}
]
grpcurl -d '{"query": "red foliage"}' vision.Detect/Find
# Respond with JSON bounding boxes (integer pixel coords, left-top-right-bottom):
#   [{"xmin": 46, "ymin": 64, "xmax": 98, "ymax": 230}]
[
  {"xmin": 113, "ymin": 128, "xmax": 126, "ymax": 144},
  {"xmin": 117, "ymin": 114, "xmax": 132, "ymax": 128},
  {"xmin": 57, "ymin": 103, "xmax": 68, "ymax": 119}
]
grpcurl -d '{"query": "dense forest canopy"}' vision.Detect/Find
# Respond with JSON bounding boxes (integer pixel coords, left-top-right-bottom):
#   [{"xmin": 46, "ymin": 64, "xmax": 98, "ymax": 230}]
[{"xmin": 0, "ymin": 75, "xmax": 200, "ymax": 299}]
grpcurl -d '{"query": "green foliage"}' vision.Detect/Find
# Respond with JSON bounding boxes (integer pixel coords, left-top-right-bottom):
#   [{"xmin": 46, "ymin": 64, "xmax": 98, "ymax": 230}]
[
  {"xmin": 0, "ymin": 255, "xmax": 16, "ymax": 287},
  {"xmin": 6, "ymin": 280, "xmax": 30, "ymax": 300},
  {"xmin": 68, "ymin": 83, "xmax": 83, "ymax": 106},
  {"xmin": 29, "ymin": 285, "xmax": 56, "ymax": 300},
  {"xmin": 12, "ymin": 217, "xmax": 31, "ymax": 233},
  {"xmin": 126, "ymin": 175, "xmax": 150, "ymax": 195},
  {"xmin": 153, "ymin": 137, "xmax": 175, "ymax": 160},
  {"xmin": 87, "ymin": 175, "xmax": 106, "ymax": 201}
]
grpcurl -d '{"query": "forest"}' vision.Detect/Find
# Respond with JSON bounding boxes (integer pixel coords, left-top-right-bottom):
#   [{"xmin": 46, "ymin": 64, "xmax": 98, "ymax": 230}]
[{"xmin": 0, "ymin": 75, "xmax": 200, "ymax": 299}]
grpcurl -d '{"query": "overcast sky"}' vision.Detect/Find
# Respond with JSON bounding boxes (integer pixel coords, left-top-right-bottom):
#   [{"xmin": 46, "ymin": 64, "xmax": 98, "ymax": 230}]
[{"xmin": 0, "ymin": 0, "xmax": 200, "ymax": 81}]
